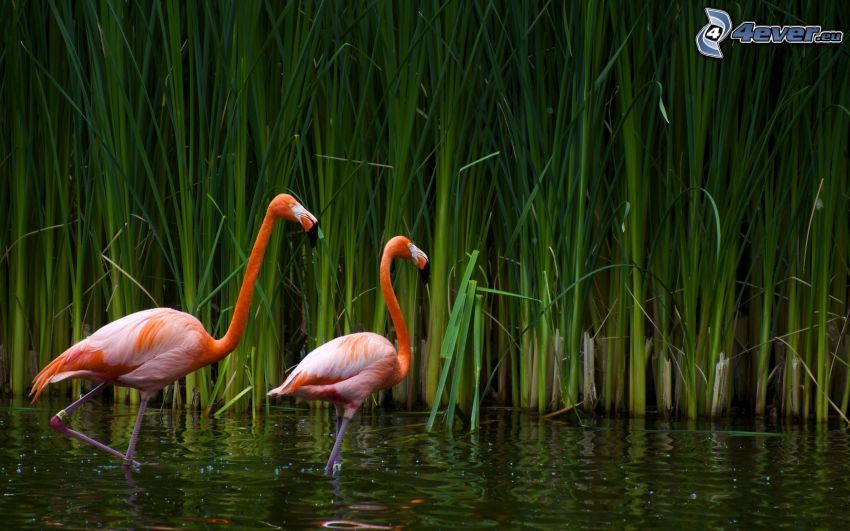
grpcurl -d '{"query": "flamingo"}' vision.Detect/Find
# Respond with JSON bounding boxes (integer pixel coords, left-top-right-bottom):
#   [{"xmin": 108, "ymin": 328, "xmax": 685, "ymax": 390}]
[
  {"xmin": 269, "ymin": 235, "xmax": 429, "ymax": 474},
  {"xmin": 30, "ymin": 193, "xmax": 318, "ymax": 466}
]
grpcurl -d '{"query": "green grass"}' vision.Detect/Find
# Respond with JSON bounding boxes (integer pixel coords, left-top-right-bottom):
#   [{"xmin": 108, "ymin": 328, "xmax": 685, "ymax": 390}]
[{"xmin": 1, "ymin": 1, "xmax": 849, "ymax": 424}]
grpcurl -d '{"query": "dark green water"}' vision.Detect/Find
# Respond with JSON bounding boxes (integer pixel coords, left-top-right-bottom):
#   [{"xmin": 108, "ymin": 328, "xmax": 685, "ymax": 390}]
[{"xmin": 2, "ymin": 402, "xmax": 850, "ymax": 529}]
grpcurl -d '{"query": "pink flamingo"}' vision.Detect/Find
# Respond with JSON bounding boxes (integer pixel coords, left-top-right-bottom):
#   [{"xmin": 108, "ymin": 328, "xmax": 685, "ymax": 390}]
[
  {"xmin": 30, "ymin": 194, "xmax": 318, "ymax": 466},
  {"xmin": 269, "ymin": 235, "xmax": 429, "ymax": 474}
]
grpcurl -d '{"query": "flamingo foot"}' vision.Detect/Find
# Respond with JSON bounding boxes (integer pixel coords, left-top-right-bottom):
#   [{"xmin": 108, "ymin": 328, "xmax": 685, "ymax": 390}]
[
  {"xmin": 50, "ymin": 413, "xmax": 141, "ymax": 467},
  {"xmin": 122, "ymin": 461, "xmax": 141, "ymax": 471}
]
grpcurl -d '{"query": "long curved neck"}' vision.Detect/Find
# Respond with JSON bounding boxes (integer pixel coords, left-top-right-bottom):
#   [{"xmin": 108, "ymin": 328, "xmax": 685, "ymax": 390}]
[
  {"xmin": 380, "ymin": 251, "xmax": 411, "ymax": 381},
  {"xmin": 211, "ymin": 209, "xmax": 278, "ymax": 359}
]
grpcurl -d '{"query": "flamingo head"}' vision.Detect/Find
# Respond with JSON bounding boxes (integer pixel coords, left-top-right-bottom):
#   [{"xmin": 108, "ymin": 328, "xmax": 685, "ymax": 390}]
[
  {"xmin": 270, "ymin": 194, "xmax": 319, "ymax": 247},
  {"xmin": 385, "ymin": 236, "xmax": 430, "ymax": 284}
]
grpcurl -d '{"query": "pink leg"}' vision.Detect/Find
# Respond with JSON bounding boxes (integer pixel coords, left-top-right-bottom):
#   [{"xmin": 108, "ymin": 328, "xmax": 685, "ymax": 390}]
[
  {"xmin": 51, "ymin": 418, "xmax": 140, "ymax": 466},
  {"xmin": 325, "ymin": 417, "xmax": 351, "ymax": 475},
  {"xmin": 333, "ymin": 404, "xmax": 344, "ymax": 438},
  {"xmin": 331, "ymin": 404, "xmax": 348, "ymax": 466},
  {"xmin": 122, "ymin": 397, "xmax": 148, "ymax": 467},
  {"xmin": 49, "ymin": 383, "xmax": 141, "ymax": 467},
  {"xmin": 62, "ymin": 382, "xmax": 108, "ymax": 414}
]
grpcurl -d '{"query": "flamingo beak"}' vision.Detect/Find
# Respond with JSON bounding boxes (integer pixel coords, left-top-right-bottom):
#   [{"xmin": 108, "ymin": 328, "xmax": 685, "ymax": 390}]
[
  {"xmin": 292, "ymin": 204, "xmax": 319, "ymax": 247},
  {"xmin": 408, "ymin": 242, "xmax": 429, "ymax": 285}
]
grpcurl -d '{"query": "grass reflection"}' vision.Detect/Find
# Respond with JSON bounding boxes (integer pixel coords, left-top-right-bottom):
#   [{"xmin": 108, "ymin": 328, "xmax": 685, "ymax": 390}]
[{"xmin": 4, "ymin": 405, "xmax": 850, "ymax": 527}]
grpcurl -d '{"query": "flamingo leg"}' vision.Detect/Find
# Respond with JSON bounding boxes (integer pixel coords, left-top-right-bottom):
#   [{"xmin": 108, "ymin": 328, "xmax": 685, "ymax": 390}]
[
  {"xmin": 61, "ymin": 382, "xmax": 108, "ymax": 414},
  {"xmin": 122, "ymin": 397, "xmax": 149, "ymax": 466},
  {"xmin": 49, "ymin": 383, "xmax": 141, "ymax": 467},
  {"xmin": 333, "ymin": 404, "xmax": 345, "ymax": 438},
  {"xmin": 325, "ymin": 417, "xmax": 351, "ymax": 475}
]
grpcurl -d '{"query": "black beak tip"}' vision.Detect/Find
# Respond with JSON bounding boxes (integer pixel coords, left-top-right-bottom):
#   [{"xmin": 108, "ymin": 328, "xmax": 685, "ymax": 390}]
[
  {"xmin": 420, "ymin": 262, "xmax": 430, "ymax": 285},
  {"xmin": 307, "ymin": 221, "xmax": 319, "ymax": 248}
]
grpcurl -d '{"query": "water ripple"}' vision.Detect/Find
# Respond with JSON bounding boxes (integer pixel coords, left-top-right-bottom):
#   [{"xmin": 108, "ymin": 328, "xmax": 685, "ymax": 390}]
[{"xmin": 3, "ymin": 403, "xmax": 850, "ymax": 528}]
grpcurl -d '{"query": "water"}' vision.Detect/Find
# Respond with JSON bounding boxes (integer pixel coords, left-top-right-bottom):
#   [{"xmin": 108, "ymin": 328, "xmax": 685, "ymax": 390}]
[{"xmin": 2, "ymin": 402, "xmax": 850, "ymax": 529}]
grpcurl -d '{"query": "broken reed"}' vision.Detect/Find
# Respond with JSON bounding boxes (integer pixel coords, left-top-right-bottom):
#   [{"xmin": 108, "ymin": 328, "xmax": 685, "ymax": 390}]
[{"xmin": 1, "ymin": 1, "xmax": 849, "ymax": 422}]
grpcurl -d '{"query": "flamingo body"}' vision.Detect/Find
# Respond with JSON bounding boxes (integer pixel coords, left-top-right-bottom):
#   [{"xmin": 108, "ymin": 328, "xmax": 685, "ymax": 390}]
[
  {"xmin": 269, "ymin": 332, "xmax": 398, "ymax": 409},
  {"xmin": 32, "ymin": 308, "xmax": 212, "ymax": 400}
]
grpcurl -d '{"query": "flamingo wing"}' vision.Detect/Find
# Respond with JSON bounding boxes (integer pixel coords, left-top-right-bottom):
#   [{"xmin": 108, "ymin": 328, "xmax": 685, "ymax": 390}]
[
  {"xmin": 30, "ymin": 308, "xmax": 208, "ymax": 400},
  {"xmin": 270, "ymin": 332, "xmax": 396, "ymax": 395}
]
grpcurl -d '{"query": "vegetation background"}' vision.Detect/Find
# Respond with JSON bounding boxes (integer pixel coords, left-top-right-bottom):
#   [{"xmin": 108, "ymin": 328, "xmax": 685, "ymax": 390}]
[{"xmin": 1, "ymin": 1, "xmax": 848, "ymax": 424}]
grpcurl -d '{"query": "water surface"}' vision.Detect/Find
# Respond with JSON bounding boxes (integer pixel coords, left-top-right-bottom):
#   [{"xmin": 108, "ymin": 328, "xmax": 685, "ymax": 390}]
[{"xmin": 2, "ymin": 401, "xmax": 849, "ymax": 528}]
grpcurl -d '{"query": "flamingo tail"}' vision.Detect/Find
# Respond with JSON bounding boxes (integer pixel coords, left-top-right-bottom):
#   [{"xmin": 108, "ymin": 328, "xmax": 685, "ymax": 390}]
[{"xmin": 30, "ymin": 343, "xmax": 86, "ymax": 402}]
